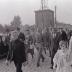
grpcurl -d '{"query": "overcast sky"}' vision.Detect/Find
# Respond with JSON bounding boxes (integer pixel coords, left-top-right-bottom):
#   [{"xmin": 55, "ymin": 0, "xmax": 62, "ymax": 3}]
[{"xmin": 0, "ymin": 0, "xmax": 72, "ymax": 25}]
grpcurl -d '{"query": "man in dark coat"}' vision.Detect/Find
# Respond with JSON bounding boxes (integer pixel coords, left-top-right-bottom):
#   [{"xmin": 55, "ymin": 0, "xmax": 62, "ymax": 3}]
[{"xmin": 6, "ymin": 32, "xmax": 26, "ymax": 72}]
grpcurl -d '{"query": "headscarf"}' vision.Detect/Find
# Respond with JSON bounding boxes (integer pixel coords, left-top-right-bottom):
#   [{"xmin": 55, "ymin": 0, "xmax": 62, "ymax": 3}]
[{"xmin": 18, "ymin": 32, "xmax": 25, "ymax": 41}]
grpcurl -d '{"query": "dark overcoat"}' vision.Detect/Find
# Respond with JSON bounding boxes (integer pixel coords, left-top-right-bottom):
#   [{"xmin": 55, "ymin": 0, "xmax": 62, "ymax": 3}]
[{"xmin": 7, "ymin": 39, "xmax": 26, "ymax": 63}]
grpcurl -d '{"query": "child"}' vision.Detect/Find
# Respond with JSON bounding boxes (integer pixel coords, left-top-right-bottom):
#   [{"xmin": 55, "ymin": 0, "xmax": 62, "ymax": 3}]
[{"xmin": 53, "ymin": 40, "xmax": 72, "ymax": 72}]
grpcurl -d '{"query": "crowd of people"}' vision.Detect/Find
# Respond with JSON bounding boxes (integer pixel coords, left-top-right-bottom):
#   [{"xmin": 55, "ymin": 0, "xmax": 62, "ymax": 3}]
[
  {"xmin": 0, "ymin": 27, "xmax": 72, "ymax": 72},
  {"xmin": 51, "ymin": 29, "xmax": 72, "ymax": 72}
]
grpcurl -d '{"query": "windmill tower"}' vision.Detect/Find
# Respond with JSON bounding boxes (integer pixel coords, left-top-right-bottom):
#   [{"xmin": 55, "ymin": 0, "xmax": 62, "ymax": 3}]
[
  {"xmin": 40, "ymin": 0, "xmax": 48, "ymax": 30},
  {"xmin": 35, "ymin": 0, "xmax": 54, "ymax": 31}
]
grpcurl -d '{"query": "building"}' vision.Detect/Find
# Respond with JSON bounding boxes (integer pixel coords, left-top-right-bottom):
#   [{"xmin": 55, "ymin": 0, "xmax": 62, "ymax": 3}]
[
  {"xmin": 56, "ymin": 22, "xmax": 72, "ymax": 30},
  {"xmin": 35, "ymin": 9, "xmax": 54, "ymax": 31}
]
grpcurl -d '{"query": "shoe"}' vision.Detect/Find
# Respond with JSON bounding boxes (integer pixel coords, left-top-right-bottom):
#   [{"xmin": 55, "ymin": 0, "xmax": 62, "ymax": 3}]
[
  {"xmin": 50, "ymin": 66, "xmax": 53, "ymax": 69},
  {"xmin": 37, "ymin": 63, "xmax": 40, "ymax": 67}
]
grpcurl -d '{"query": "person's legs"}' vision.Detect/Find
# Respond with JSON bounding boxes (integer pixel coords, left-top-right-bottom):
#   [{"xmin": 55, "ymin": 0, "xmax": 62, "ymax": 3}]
[
  {"xmin": 31, "ymin": 50, "xmax": 34, "ymax": 59},
  {"xmin": 36, "ymin": 43, "xmax": 44, "ymax": 67},
  {"xmin": 37, "ymin": 48, "xmax": 42, "ymax": 67},
  {"xmin": 14, "ymin": 62, "xmax": 22, "ymax": 72},
  {"xmin": 48, "ymin": 46, "xmax": 52, "ymax": 57},
  {"xmin": 37, "ymin": 48, "xmax": 45, "ymax": 66},
  {"xmin": 41, "ymin": 53, "xmax": 45, "ymax": 62},
  {"xmin": 51, "ymin": 55, "xmax": 54, "ymax": 68},
  {"xmin": 51, "ymin": 51, "xmax": 55, "ymax": 69},
  {"xmin": 37, "ymin": 53, "xmax": 41, "ymax": 67},
  {"xmin": 17, "ymin": 63, "xmax": 22, "ymax": 72}
]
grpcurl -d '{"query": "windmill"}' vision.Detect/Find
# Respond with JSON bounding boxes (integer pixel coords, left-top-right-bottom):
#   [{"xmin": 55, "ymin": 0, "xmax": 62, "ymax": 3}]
[
  {"xmin": 41, "ymin": 0, "xmax": 48, "ymax": 10},
  {"xmin": 35, "ymin": 0, "xmax": 54, "ymax": 32},
  {"xmin": 40, "ymin": 0, "xmax": 48, "ymax": 30}
]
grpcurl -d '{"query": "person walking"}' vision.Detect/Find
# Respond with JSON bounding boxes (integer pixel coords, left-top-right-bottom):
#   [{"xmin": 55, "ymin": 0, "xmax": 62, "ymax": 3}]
[
  {"xmin": 6, "ymin": 32, "xmax": 26, "ymax": 72},
  {"xmin": 35, "ymin": 29, "xmax": 45, "ymax": 67}
]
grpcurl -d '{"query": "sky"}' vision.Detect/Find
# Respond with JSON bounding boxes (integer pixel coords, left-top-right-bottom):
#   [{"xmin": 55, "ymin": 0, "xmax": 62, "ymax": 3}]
[{"xmin": 0, "ymin": 0, "xmax": 72, "ymax": 26}]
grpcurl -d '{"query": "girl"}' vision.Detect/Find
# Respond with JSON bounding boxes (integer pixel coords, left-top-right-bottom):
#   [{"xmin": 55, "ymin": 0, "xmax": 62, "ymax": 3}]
[{"xmin": 53, "ymin": 40, "xmax": 72, "ymax": 72}]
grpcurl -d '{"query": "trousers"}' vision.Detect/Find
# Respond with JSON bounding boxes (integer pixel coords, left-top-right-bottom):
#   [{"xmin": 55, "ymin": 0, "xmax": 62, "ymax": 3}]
[{"xmin": 14, "ymin": 61, "xmax": 22, "ymax": 72}]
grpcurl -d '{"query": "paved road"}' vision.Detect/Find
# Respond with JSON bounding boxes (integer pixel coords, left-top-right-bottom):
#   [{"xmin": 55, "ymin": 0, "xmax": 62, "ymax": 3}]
[{"xmin": 0, "ymin": 50, "xmax": 54, "ymax": 72}]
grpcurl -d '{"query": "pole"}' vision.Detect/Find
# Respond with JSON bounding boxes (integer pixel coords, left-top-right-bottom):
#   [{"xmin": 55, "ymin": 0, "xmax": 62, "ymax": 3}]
[
  {"xmin": 55, "ymin": 5, "xmax": 57, "ymax": 28},
  {"xmin": 41, "ymin": 0, "xmax": 44, "ymax": 30}
]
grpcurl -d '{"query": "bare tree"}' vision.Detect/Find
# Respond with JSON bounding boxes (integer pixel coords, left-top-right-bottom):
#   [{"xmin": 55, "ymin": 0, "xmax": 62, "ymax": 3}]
[
  {"xmin": 11, "ymin": 15, "xmax": 21, "ymax": 29},
  {"xmin": 0, "ymin": 24, "xmax": 4, "ymax": 33}
]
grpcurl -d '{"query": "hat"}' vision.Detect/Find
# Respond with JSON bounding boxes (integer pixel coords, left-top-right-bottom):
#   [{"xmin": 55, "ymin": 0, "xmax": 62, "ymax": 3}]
[{"xmin": 18, "ymin": 33, "xmax": 25, "ymax": 41}]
